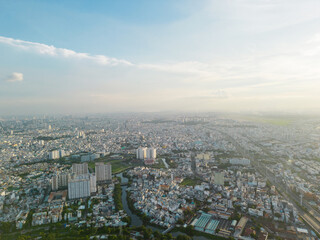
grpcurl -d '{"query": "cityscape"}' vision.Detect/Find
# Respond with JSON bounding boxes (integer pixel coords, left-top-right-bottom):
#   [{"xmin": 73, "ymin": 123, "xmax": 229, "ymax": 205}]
[
  {"xmin": 1, "ymin": 0, "xmax": 320, "ymax": 239},
  {"xmin": 0, "ymin": 114, "xmax": 320, "ymax": 239}
]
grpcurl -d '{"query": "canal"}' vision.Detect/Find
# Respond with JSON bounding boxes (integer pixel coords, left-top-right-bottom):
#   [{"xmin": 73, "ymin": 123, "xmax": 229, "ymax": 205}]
[
  {"xmin": 117, "ymin": 172, "xmax": 162, "ymax": 231},
  {"xmin": 117, "ymin": 172, "xmax": 210, "ymax": 239}
]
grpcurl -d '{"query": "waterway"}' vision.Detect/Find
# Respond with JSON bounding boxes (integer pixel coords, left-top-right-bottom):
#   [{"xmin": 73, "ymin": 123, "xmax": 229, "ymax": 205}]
[
  {"xmin": 118, "ymin": 172, "xmax": 143, "ymax": 226},
  {"xmin": 117, "ymin": 172, "xmax": 162, "ymax": 231},
  {"xmin": 117, "ymin": 172, "xmax": 210, "ymax": 239}
]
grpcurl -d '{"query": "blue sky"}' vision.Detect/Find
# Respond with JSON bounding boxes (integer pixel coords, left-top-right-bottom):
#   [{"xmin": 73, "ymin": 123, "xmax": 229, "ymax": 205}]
[{"xmin": 1, "ymin": 0, "xmax": 320, "ymax": 115}]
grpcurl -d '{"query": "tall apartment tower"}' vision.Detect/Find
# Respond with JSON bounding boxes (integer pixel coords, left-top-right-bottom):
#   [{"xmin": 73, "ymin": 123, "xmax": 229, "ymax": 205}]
[
  {"xmin": 59, "ymin": 173, "xmax": 69, "ymax": 188},
  {"xmin": 49, "ymin": 150, "xmax": 60, "ymax": 160},
  {"xmin": 136, "ymin": 147, "xmax": 147, "ymax": 160},
  {"xmin": 68, "ymin": 174, "xmax": 95, "ymax": 199},
  {"xmin": 72, "ymin": 163, "xmax": 88, "ymax": 175},
  {"xmin": 95, "ymin": 162, "xmax": 112, "ymax": 182},
  {"xmin": 146, "ymin": 148, "xmax": 157, "ymax": 160},
  {"xmin": 51, "ymin": 173, "xmax": 69, "ymax": 191},
  {"xmin": 90, "ymin": 174, "xmax": 96, "ymax": 193},
  {"xmin": 52, "ymin": 175, "xmax": 59, "ymax": 191}
]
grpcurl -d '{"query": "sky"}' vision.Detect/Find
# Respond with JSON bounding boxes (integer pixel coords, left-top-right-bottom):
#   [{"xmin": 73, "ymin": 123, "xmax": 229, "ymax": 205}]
[{"xmin": 1, "ymin": 0, "xmax": 320, "ymax": 115}]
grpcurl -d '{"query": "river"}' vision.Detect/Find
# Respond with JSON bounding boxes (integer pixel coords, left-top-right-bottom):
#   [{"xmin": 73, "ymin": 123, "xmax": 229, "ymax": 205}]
[
  {"xmin": 117, "ymin": 172, "xmax": 210, "ymax": 239},
  {"xmin": 117, "ymin": 172, "xmax": 162, "ymax": 231}
]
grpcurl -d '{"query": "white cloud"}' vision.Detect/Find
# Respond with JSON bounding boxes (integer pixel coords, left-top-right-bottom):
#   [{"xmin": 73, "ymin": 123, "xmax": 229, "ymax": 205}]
[
  {"xmin": 0, "ymin": 36, "xmax": 133, "ymax": 66},
  {"xmin": 5, "ymin": 72, "xmax": 23, "ymax": 82},
  {"xmin": 0, "ymin": 36, "xmax": 221, "ymax": 77}
]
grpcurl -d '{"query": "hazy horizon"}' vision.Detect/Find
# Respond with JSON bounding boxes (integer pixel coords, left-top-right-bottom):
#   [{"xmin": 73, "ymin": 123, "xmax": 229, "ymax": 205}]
[{"xmin": 1, "ymin": 0, "xmax": 320, "ymax": 115}]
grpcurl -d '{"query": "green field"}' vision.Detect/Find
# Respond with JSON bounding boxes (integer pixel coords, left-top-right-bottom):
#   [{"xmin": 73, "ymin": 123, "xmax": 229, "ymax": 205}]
[
  {"xmin": 151, "ymin": 159, "xmax": 166, "ymax": 169},
  {"xmin": 180, "ymin": 177, "xmax": 202, "ymax": 187},
  {"xmin": 88, "ymin": 157, "xmax": 137, "ymax": 174}
]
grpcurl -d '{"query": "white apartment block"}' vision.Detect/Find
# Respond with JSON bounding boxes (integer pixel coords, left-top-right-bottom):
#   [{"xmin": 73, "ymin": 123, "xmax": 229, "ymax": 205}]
[
  {"xmin": 136, "ymin": 147, "xmax": 147, "ymax": 160},
  {"xmin": 146, "ymin": 148, "xmax": 157, "ymax": 160},
  {"xmin": 136, "ymin": 147, "xmax": 157, "ymax": 160},
  {"xmin": 68, "ymin": 174, "xmax": 92, "ymax": 199},
  {"xmin": 48, "ymin": 150, "xmax": 59, "ymax": 160},
  {"xmin": 48, "ymin": 150, "xmax": 66, "ymax": 160}
]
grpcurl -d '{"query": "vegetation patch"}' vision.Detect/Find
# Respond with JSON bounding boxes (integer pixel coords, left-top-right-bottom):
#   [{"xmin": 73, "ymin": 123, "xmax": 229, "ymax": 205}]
[{"xmin": 180, "ymin": 177, "xmax": 202, "ymax": 187}]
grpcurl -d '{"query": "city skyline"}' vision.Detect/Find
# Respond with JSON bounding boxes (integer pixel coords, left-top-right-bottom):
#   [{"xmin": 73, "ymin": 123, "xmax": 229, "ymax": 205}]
[{"xmin": 1, "ymin": 0, "xmax": 320, "ymax": 115}]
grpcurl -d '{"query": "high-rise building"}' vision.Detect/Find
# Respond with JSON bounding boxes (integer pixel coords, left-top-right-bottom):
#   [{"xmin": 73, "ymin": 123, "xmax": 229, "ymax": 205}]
[
  {"xmin": 72, "ymin": 163, "xmax": 88, "ymax": 175},
  {"xmin": 48, "ymin": 150, "xmax": 60, "ymax": 160},
  {"xmin": 51, "ymin": 173, "xmax": 69, "ymax": 191},
  {"xmin": 146, "ymin": 148, "xmax": 157, "ymax": 160},
  {"xmin": 136, "ymin": 147, "xmax": 147, "ymax": 160},
  {"xmin": 51, "ymin": 175, "xmax": 59, "ymax": 191},
  {"xmin": 90, "ymin": 174, "xmax": 96, "ymax": 193},
  {"xmin": 78, "ymin": 131, "xmax": 86, "ymax": 138},
  {"xmin": 59, "ymin": 173, "xmax": 69, "ymax": 188},
  {"xmin": 95, "ymin": 162, "xmax": 112, "ymax": 182},
  {"xmin": 48, "ymin": 150, "xmax": 66, "ymax": 160},
  {"xmin": 59, "ymin": 150, "xmax": 66, "ymax": 158},
  {"xmin": 214, "ymin": 172, "xmax": 225, "ymax": 186},
  {"xmin": 137, "ymin": 147, "xmax": 156, "ymax": 160},
  {"xmin": 68, "ymin": 174, "xmax": 91, "ymax": 199}
]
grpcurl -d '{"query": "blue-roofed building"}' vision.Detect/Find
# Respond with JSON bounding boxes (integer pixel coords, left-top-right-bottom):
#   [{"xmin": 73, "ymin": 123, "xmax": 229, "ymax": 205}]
[
  {"xmin": 194, "ymin": 213, "xmax": 211, "ymax": 231},
  {"xmin": 205, "ymin": 219, "xmax": 220, "ymax": 234}
]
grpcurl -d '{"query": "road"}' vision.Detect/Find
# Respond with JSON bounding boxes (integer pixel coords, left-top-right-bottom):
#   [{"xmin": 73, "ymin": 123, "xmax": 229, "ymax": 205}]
[
  {"xmin": 206, "ymin": 125, "xmax": 320, "ymax": 234},
  {"xmin": 261, "ymin": 165, "xmax": 320, "ymax": 235}
]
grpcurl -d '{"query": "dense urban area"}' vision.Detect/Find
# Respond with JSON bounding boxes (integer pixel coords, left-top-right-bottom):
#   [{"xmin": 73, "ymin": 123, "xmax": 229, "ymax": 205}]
[{"xmin": 0, "ymin": 113, "xmax": 320, "ymax": 240}]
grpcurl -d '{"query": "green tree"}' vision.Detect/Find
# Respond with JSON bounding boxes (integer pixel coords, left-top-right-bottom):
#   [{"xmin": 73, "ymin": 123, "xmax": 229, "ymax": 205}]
[
  {"xmin": 143, "ymin": 227, "xmax": 152, "ymax": 240},
  {"xmin": 153, "ymin": 230, "xmax": 162, "ymax": 239},
  {"xmin": 164, "ymin": 233, "xmax": 173, "ymax": 240},
  {"xmin": 176, "ymin": 218, "xmax": 184, "ymax": 225},
  {"xmin": 47, "ymin": 233, "xmax": 56, "ymax": 240},
  {"xmin": 176, "ymin": 235, "xmax": 191, "ymax": 240},
  {"xmin": 185, "ymin": 225, "xmax": 194, "ymax": 236}
]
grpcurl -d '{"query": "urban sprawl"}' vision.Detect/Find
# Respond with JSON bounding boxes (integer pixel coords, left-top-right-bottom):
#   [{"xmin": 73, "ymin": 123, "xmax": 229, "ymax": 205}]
[{"xmin": 0, "ymin": 114, "xmax": 320, "ymax": 240}]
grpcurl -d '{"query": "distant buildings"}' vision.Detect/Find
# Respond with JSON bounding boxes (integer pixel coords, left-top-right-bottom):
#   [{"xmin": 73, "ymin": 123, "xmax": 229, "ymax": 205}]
[
  {"xmin": 48, "ymin": 150, "xmax": 66, "ymax": 160},
  {"xmin": 146, "ymin": 148, "xmax": 157, "ymax": 160},
  {"xmin": 80, "ymin": 153, "xmax": 100, "ymax": 162},
  {"xmin": 95, "ymin": 162, "xmax": 112, "ymax": 182},
  {"xmin": 136, "ymin": 147, "xmax": 147, "ymax": 160},
  {"xmin": 136, "ymin": 147, "xmax": 156, "ymax": 160},
  {"xmin": 48, "ymin": 150, "xmax": 59, "ymax": 160},
  {"xmin": 77, "ymin": 131, "xmax": 85, "ymax": 138}
]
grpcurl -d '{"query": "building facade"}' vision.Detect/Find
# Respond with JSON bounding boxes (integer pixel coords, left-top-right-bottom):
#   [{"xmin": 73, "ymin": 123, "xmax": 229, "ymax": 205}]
[
  {"xmin": 68, "ymin": 175, "xmax": 91, "ymax": 199},
  {"xmin": 72, "ymin": 163, "xmax": 88, "ymax": 175},
  {"xmin": 95, "ymin": 162, "xmax": 112, "ymax": 182}
]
